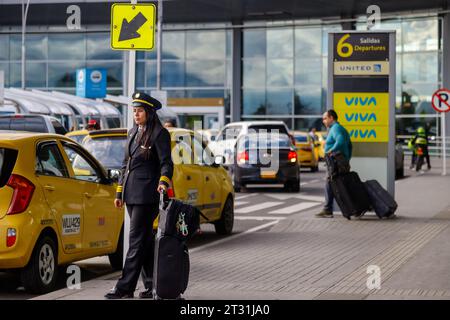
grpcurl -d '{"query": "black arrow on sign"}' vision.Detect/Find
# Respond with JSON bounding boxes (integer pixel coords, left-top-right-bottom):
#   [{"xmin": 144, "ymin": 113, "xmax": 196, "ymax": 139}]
[{"xmin": 118, "ymin": 12, "xmax": 147, "ymax": 42}]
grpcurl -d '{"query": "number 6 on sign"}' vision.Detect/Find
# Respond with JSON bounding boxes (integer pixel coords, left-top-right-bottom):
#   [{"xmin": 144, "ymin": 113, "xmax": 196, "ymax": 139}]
[{"xmin": 337, "ymin": 34, "xmax": 354, "ymax": 58}]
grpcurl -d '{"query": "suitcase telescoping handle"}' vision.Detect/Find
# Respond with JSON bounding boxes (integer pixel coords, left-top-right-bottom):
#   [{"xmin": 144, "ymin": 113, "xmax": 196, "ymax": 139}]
[{"xmin": 159, "ymin": 189, "xmax": 170, "ymax": 210}]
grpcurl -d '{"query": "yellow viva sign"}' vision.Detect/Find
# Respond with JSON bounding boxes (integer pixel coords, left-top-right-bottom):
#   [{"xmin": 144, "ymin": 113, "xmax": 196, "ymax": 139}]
[
  {"xmin": 333, "ymin": 93, "xmax": 389, "ymax": 127},
  {"xmin": 334, "ymin": 93, "xmax": 389, "ymax": 142},
  {"xmin": 345, "ymin": 125, "xmax": 389, "ymax": 142}
]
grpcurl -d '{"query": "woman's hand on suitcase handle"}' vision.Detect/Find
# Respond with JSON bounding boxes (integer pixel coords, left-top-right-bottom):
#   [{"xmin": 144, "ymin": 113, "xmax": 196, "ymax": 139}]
[
  {"xmin": 157, "ymin": 183, "xmax": 167, "ymax": 194},
  {"xmin": 114, "ymin": 199, "xmax": 123, "ymax": 208}
]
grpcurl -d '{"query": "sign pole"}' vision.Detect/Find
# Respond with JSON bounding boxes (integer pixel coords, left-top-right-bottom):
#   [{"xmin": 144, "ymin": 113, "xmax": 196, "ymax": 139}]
[
  {"xmin": 0, "ymin": 71, "xmax": 4, "ymax": 105},
  {"xmin": 111, "ymin": 0, "xmax": 156, "ymax": 267},
  {"xmin": 443, "ymin": 112, "xmax": 446, "ymax": 176},
  {"xmin": 431, "ymin": 89, "xmax": 450, "ymax": 176},
  {"xmin": 156, "ymin": 0, "xmax": 162, "ymax": 90},
  {"xmin": 123, "ymin": 0, "xmax": 138, "ymax": 265}
]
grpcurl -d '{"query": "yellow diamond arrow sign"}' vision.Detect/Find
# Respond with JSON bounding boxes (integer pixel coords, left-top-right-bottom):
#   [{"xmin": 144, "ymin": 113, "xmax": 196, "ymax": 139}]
[{"xmin": 110, "ymin": 3, "xmax": 156, "ymax": 50}]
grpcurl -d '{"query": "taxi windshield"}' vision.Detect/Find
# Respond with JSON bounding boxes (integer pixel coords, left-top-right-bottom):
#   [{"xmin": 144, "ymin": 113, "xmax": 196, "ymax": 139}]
[
  {"xmin": 83, "ymin": 136, "xmax": 126, "ymax": 169},
  {"xmin": 69, "ymin": 134, "xmax": 86, "ymax": 144},
  {"xmin": 294, "ymin": 135, "xmax": 308, "ymax": 143}
]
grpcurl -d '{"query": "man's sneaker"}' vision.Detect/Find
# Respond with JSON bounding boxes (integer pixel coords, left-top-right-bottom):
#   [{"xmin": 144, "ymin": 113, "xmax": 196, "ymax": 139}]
[{"xmin": 315, "ymin": 210, "xmax": 333, "ymax": 218}]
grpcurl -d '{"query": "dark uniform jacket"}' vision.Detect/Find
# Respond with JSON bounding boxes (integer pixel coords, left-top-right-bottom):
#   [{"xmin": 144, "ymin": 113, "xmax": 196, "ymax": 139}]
[{"xmin": 115, "ymin": 124, "xmax": 173, "ymax": 205}]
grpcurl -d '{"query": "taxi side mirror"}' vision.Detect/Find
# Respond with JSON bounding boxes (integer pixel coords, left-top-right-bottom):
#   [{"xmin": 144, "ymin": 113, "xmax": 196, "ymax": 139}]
[
  {"xmin": 108, "ymin": 169, "xmax": 120, "ymax": 183},
  {"xmin": 214, "ymin": 155, "xmax": 225, "ymax": 166}
]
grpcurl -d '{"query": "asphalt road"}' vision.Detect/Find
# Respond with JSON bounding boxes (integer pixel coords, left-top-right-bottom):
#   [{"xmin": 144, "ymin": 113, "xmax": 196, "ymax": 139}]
[{"xmin": 0, "ymin": 163, "xmax": 346, "ymax": 300}]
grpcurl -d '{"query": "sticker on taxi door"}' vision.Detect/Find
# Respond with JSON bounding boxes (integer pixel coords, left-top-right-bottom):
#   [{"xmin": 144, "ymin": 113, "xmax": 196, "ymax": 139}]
[{"xmin": 62, "ymin": 214, "xmax": 81, "ymax": 235}]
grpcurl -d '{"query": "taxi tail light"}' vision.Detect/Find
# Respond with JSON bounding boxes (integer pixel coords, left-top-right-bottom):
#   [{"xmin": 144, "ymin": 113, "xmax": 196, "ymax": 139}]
[
  {"xmin": 6, "ymin": 174, "xmax": 35, "ymax": 215},
  {"xmin": 6, "ymin": 228, "xmax": 17, "ymax": 247},
  {"xmin": 288, "ymin": 151, "xmax": 297, "ymax": 163},
  {"xmin": 237, "ymin": 150, "xmax": 249, "ymax": 164}
]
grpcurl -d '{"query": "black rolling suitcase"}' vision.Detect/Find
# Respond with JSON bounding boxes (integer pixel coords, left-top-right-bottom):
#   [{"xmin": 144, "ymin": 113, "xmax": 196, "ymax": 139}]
[
  {"xmin": 152, "ymin": 193, "xmax": 200, "ymax": 300},
  {"xmin": 364, "ymin": 180, "xmax": 397, "ymax": 218},
  {"xmin": 330, "ymin": 172, "xmax": 371, "ymax": 219}
]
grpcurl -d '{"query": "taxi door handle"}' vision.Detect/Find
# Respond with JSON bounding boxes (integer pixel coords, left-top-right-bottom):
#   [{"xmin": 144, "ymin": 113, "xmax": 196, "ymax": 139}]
[
  {"xmin": 84, "ymin": 192, "xmax": 93, "ymax": 199},
  {"xmin": 44, "ymin": 185, "xmax": 55, "ymax": 191},
  {"xmin": 186, "ymin": 175, "xmax": 191, "ymax": 181},
  {"xmin": 205, "ymin": 176, "xmax": 210, "ymax": 182}
]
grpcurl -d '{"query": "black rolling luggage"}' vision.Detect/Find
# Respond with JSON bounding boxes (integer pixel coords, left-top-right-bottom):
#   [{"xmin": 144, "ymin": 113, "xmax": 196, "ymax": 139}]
[
  {"xmin": 364, "ymin": 180, "xmax": 397, "ymax": 218},
  {"xmin": 152, "ymin": 193, "xmax": 200, "ymax": 300},
  {"xmin": 330, "ymin": 172, "xmax": 371, "ymax": 219}
]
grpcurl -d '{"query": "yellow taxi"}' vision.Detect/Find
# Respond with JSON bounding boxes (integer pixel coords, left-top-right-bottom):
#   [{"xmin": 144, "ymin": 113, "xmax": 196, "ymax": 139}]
[
  {"xmin": 291, "ymin": 131, "xmax": 319, "ymax": 172},
  {"xmin": 65, "ymin": 129, "xmax": 88, "ymax": 144},
  {"xmin": 81, "ymin": 128, "xmax": 234, "ymax": 234},
  {"xmin": 316, "ymin": 131, "xmax": 328, "ymax": 161},
  {"xmin": 0, "ymin": 132, "xmax": 123, "ymax": 293},
  {"xmin": 0, "ymin": 129, "xmax": 234, "ymax": 293}
]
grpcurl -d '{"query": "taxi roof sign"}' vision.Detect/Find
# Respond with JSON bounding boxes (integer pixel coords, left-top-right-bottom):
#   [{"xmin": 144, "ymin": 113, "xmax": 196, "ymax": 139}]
[{"xmin": 110, "ymin": 3, "xmax": 156, "ymax": 50}]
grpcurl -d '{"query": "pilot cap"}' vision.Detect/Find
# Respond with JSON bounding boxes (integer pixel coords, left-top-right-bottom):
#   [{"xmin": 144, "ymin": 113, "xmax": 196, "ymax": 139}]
[{"xmin": 131, "ymin": 92, "xmax": 162, "ymax": 110}]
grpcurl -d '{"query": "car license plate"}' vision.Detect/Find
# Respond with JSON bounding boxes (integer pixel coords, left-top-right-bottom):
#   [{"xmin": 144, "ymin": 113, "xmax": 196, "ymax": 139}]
[{"xmin": 260, "ymin": 170, "xmax": 276, "ymax": 178}]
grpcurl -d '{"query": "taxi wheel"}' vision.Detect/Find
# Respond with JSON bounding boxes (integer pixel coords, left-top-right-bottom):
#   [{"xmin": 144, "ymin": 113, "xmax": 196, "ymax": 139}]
[
  {"xmin": 230, "ymin": 168, "xmax": 242, "ymax": 192},
  {"xmin": 285, "ymin": 180, "xmax": 300, "ymax": 192},
  {"xmin": 214, "ymin": 197, "xmax": 234, "ymax": 235},
  {"xmin": 108, "ymin": 228, "xmax": 124, "ymax": 271},
  {"xmin": 21, "ymin": 236, "xmax": 58, "ymax": 294},
  {"xmin": 311, "ymin": 165, "xmax": 319, "ymax": 172}
]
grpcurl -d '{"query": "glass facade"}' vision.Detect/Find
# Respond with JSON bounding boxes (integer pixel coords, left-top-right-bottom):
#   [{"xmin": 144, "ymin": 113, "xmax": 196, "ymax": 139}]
[
  {"xmin": 135, "ymin": 28, "xmax": 232, "ymax": 115},
  {"xmin": 356, "ymin": 17, "xmax": 442, "ymax": 135},
  {"xmin": 242, "ymin": 23, "xmax": 342, "ymax": 129},
  {"xmin": 0, "ymin": 15, "xmax": 442, "ymax": 134},
  {"xmin": 0, "ymin": 32, "xmax": 123, "ymax": 93}
]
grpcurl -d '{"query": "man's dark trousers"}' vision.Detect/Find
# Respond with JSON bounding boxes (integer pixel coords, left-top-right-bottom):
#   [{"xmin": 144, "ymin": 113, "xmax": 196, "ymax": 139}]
[{"xmin": 324, "ymin": 178, "xmax": 334, "ymax": 213}]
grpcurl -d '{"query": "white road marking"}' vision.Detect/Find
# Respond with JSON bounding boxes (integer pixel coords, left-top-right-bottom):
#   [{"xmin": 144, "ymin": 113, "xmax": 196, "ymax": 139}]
[
  {"xmin": 269, "ymin": 201, "xmax": 322, "ymax": 214},
  {"xmin": 264, "ymin": 193, "xmax": 325, "ymax": 202},
  {"xmin": 296, "ymin": 195, "xmax": 325, "ymax": 202},
  {"xmin": 234, "ymin": 216, "xmax": 286, "ymax": 221},
  {"xmin": 235, "ymin": 201, "xmax": 283, "ymax": 214},
  {"xmin": 235, "ymin": 193, "xmax": 259, "ymax": 200},
  {"xmin": 245, "ymin": 184, "xmax": 284, "ymax": 188},
  {"xmin": 190, "ymin": 220, "xmax": 279, "ymax": 254},
  {"xmin": 234, "ymin": 201, "xmax": 249, "ymax": 207}
]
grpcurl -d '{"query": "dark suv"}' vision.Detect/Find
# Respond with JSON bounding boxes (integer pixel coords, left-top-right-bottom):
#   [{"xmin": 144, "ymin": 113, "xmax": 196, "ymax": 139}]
[{"xmin": 0, "ymin": 114, "xmax": 67, "ymax": 135}]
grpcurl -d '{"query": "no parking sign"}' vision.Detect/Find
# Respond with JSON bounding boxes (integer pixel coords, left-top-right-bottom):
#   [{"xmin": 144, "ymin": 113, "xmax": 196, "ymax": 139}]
[{"xmin": 432, "ymin": 88, "xmax": 450, "ymax": 113}]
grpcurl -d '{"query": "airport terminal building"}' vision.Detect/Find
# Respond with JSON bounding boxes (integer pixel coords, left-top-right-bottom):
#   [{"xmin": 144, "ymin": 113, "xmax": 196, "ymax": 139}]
[{"xmin": 1, "ymin": 0, "xmax": 450, "ymax": 135}]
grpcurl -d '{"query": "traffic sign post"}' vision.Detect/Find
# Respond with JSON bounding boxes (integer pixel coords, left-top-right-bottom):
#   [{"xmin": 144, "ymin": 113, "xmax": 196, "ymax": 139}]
[
  {"xmin": 432, "ymin": 89, "xmax": 450, "ymax": 113},
  {"xmin": 110, "ymin": 3, "xmax": 156, "ymax": 50},
  {"xmin": 111, "ymin": 0, "xmax": 158, "ymax": 265},
  {"xmin": 0, "ymin": 71, "xmax": 4, "ymax": 105},
  {"xmin": 432, "ymin": 88, "xmax": 450, "ymax": 176}
]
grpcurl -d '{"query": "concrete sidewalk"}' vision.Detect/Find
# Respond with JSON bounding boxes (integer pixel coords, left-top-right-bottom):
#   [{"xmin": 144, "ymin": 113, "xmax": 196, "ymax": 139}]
[{"xmin": 34, "ymin": 158, "xmax": 450, "ymax": 300}]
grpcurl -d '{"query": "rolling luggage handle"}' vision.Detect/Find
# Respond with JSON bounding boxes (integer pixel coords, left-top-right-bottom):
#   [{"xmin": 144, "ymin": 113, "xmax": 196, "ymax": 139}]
[{"xmin": 325, "ymin": 152, "xmax": 350, "ymax": 180}]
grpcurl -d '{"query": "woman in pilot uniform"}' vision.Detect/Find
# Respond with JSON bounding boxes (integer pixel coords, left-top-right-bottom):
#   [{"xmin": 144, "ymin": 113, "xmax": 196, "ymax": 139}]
[{"xmin": 105, "ymin": 92, "xmax": 173, "ymax": 299}]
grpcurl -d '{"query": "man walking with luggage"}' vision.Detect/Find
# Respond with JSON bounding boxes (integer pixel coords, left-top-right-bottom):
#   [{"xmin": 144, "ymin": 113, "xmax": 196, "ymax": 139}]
[{"xmin": 315, "ymin": 109, "xmax": 352, "ymax": 218}]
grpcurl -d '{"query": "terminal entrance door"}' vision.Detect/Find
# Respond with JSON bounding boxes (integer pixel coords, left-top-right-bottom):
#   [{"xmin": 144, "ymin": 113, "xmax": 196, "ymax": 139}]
[
  {"xmin": 168, "ymin": 98, "xmax": 225, "ymax": 131},
  {"xmin": 178, "ymin": 113, "xmax": 220, "ymax": 130}
]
